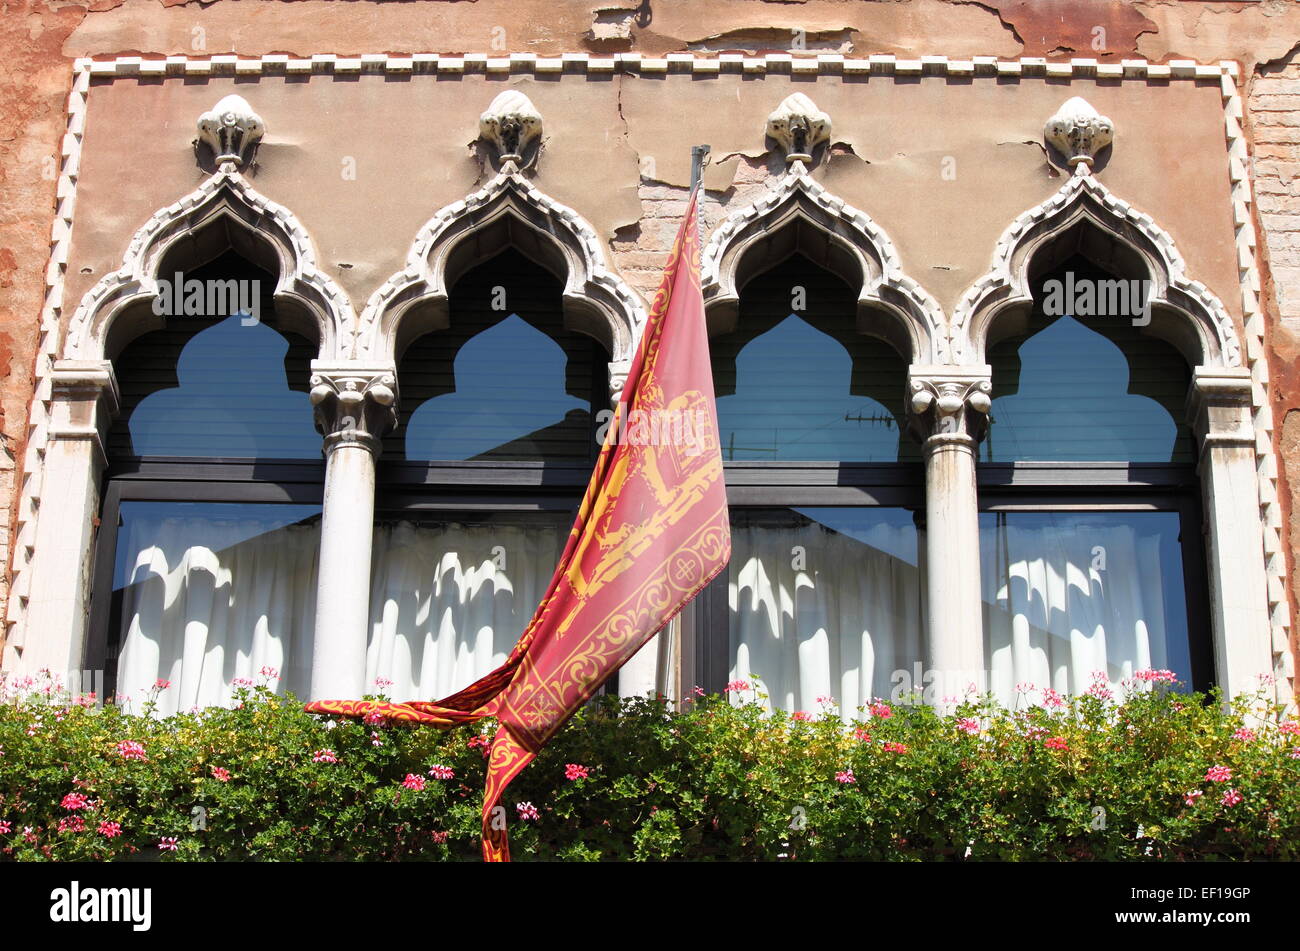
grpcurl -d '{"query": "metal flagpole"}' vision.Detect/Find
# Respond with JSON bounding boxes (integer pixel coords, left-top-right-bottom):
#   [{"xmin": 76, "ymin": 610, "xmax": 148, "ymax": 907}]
[{"xmin": 690, "ymin": 144, "xmax": 711, "ymax": 250}]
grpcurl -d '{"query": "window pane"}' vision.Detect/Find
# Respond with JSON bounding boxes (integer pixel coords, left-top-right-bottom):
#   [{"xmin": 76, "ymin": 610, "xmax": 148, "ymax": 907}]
[
  {"xmin": 112, "ymin": 254, "xmax": 321, "ymax": 460},
  {"xmin": 728, "ymin": 507, "xmax": 924, "ymax": 713},
  {"xmin": 712, "ymin": 255, "xmax": 913, "ymax": 462},
  {"xmin": 113, "ymin": 501, "xmax": 322, "ymax": 715},
  {"xmin": 397, "ymin": 250, "xmax": 600, "ymax": 462},
  {"xmin": 982, "ymin": 260, "xmax": 1194, "ymax": 463},
  {"xmin": 979, "ymin": 510, "xmax": 1193, "ymax": 705},
  {"xmin": 367, "ymin": 515, "xmax": 570, "ymax": 700}
]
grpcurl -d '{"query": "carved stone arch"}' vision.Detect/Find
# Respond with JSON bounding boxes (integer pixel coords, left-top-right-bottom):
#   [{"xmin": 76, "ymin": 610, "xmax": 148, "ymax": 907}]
[
  {"xmin": 63, "ymin": 167, "xmax": 356, "ymax": 362},
  {"xmin": 358, "ymin": 167, "xmax": 647, "ymax": 394},
  {"xmin": 701, "ymin": 162, "xmax": 946, "ymax": 365},
  {"xmin": 951, "ymin": 172, "xmax": 1242, "ymax": 369}
]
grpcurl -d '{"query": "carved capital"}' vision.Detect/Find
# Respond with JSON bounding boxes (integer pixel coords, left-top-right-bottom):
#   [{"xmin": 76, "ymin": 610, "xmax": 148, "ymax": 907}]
[
  {"xmin": 1044, "ymin": 96, "xmax": 1113, "ymax": 173},
  {"xmin": 907, "ymin": 366, "xmax": 992, "ymax": 446},
  {"xmin": 49, "ymin": 359, "xmax": 120, "ymax": 467},
  {"xmin": 479, "ymin": 90, "xmax": 543, "ymax": 169},
  {"xmin": 197, "ymin": 94, "xmax": 265, "ymax": 171},
  {"xmin": 766, "ymin": 93, "xmax": 832, "ymax": 166},
  {"xmin": 1187, "ymin": 366, "xmax": 1254, "ymax": 450},
  {"xmin": 308, "ymin": 363, "xmax": 398, "ymax": 456},
  {"xmin": 607, "ymin": 361, "xmax": 631, "ymax": 408}
]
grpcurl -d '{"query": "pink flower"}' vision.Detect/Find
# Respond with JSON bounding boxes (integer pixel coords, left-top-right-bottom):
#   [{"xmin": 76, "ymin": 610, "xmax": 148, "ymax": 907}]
[
  {"xmin": 882, "ymin": 742, "xmax": 908, "ymax": 754},
  {"xmin": 1232, "ymin": 728, "xmax": 1256, "ymax": 742},
  {"xmin": 1134, "ymin": 668, "xmax": 1177, "ymax": 684},
  {"xmin": 363, "ymin": 710, "xmax": 388, "ymax": 727},
  {"xmin": 1289, "ymin": 748, "xmax": 1300, "ymax": 759},
  {"xmin": 868, "ymin": 702, "xmax": 893, "ymax": 719},
  {"xmin": 0, "ymin": 821, "xmax": 10, "ymax": 835},
  {"xmin": 516, "ymin": 802, "xmax": 540, "ymax": 821},
  {"xmin": 370, "ymin": 732, "xmax": 383, "ymax": 748},
  {"xmin": 210, "ymin": 766, "xmax": 231, "ymax": 782},
  {"xmin": 153, "ymin": 678, "xmax": 171, "ymax": 690},
  {"xmin": 428, "ymin": 765, "xmax": 455, "ymax": 780},
  {"xmin": 231, "ymin": 677, "xmax": 255, "ymax": 688},
  {"xmin": 401, "ymin": 773, "xmax": 426, "ymax": 791},
  {"xmin": 1044, "ymin": 736, "xmax": 1069, "ymax": 751},
  {"xmin": 689, "ymin": 686, "xmax": 706, "ymax": 698},
  {"xmin": 372, "ymin": 677, "xmax": 394, "ymax": 690},
  {"xmin": 724, "ymin": 680, "xmax": 751, "ymax": 693},
  {"xmin": 158, "ymin": 836, "xmax": 178, "ymax": 852},
  {"xmin": 312, "ymin": 749, "xmax": 338, "ymax": 764},
  {"xmin": 58, "ymin": 815, "xmax": 85, "ymax": 834},
  {"xmin": 97, "ymin": 821, "xmax": 122, "ymax": 838},
  {"xmin": 1220, "ymin": 788, "xmax": 1244, "ymax": 808},
  {"xmin": 1085, "ymin": 680, "xmax": 1114, "ymax": 701},
  {"xmin": 1184, "ymin": 790, "xmax": 1204, "ymax": 806},
  {"xmin": 259, "ymin": 666, "xmax": 280, "ymax": 680},
  {"xmin": 1279, "ymin": 720, "xmax": 1300, "ymax": 737},
  {"xmin": 956, "ymin": 717, "xmax": 980, "ymax": 735},
  {"xmin": 116, "ymin": 740, "xmax": 147, "ymax": 761},
  {"xmin": 816, "ymin": 695, "xmax": 837, "ymax": 707},
  {"xmin": 60, "ymin": 792, "xmax": 91, "ymax": 811},
  {"xmin": 564, "ymin": 763, "xmax": 590, "ymax": 781},
  {"xmin": 1042, "ymin": 688, "xmax": 1066, "ymax": 709},
  {"xmin": 792, "ymin": 711, "xmax": 813, "ymax": 722},
  {"xmin": 1205, "ymin": 765, "xmax": 1233, "ymax": 783},
  {"xmin": 835, "ymin": 770, "xmax": 856, "ymax": 784},
  {"xmin": 852, "ymin": 727, "xmax": 872, "ymax": 743},
  {"xmin": 431, "ymin": 830, "xmax": 449, "ymax": 844}
]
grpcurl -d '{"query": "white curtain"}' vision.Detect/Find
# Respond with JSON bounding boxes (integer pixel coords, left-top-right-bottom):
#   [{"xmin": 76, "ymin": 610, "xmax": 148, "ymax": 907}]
[
  {"xmin": 115, "ymin": 515, "xmax": 320, "ymax": 716},
  {"xmin": 728, "ymin": 518, "xmax": 924, "ymax": 714},
  {"xmin": 981, "ymin": 514, "xmax": 1171, "ymax": 706},
  {"xmin": 365, "ymin": 521, "xmax": 564, "ymax": 700},
  {"xmin": 115, "ymin": 517, "xmax": 563, "ymax": 714}
]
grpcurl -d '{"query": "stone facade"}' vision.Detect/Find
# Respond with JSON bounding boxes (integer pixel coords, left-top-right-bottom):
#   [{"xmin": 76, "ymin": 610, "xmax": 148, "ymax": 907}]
[{"xmin": 0, "ymin": 0, "xmax": 1298, "ymax": 700}]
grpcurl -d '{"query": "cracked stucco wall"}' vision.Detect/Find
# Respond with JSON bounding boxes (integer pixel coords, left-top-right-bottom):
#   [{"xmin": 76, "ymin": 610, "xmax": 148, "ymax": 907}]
[{"xmin": 1, "ymin": 0, "xmax": 1299, "ymax": 686}]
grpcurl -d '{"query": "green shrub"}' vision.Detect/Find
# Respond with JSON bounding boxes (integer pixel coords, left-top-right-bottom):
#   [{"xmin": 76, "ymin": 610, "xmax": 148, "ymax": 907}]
[{"xmin": 1, "ymin": 671, "xmax": 1297, "ymax": 861}]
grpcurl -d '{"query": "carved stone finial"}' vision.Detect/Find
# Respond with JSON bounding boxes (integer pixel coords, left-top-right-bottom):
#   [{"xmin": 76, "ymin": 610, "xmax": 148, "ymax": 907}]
[
  {"xmin": 479, "ymin": 90, "xmax": 544, "ymax": 168},
  {"xmin": 1044, "ymin": 96, "xmax": 1113, "ymax": 173},
  {"xmin": 766, "ymin": 93, "xmax": 832, "ymax": 165},
  {"xmin": 197, "ymin": 94, "xmax": 265, "ymax": 170}
]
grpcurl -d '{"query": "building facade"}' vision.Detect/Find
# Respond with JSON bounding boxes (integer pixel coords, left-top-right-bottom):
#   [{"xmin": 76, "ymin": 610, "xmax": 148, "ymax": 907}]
[{"xmin": 0, "ymin": 0, "xmax": 1298, "ymax": 714}]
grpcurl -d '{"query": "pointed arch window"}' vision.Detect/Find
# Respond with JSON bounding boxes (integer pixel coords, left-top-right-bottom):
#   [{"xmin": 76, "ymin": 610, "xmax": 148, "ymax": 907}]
[
  {"xmin": 370, "ymin": 249, "xmax": 607, "ymax": 700},
  {"xmin": 691, "ymin": 254, "xmax": 925, "ymax": 713},
  {"xmin": 977, "ymin": 255, "xmax": 1212, "ymax": 704},
  {"xmin": 90, "ymin": 251, "xmax": 326, "ymax": 714}
]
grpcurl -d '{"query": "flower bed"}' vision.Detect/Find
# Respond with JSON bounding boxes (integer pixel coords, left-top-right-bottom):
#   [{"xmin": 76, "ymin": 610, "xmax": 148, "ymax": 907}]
[{"xmin": 1, "ymin": 672, "xmax": 1297, "ymax": 861}]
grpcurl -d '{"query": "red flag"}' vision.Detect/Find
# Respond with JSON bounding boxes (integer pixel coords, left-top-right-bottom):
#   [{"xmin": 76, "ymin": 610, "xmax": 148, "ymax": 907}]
[{"xmin": 305, "ymin": 188, "xmax": 730, "ymax": 860}]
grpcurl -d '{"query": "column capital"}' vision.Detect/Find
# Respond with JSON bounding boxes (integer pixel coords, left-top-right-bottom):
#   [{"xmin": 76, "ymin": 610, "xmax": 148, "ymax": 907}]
[
  {"xmin": 49, "ymin": 359, "xmax": 119, "ymax": 466},
  {"xmin": 1186, "ymin": 366, "xmax": 1253, "ymax": 449},
  {"xmin": 608, "ymin": 360, "xmax": 630, "ymax": 409},
  {"xmin": 906, "ymin": 365, "xmax": 993, "ymax": 447},
  {"xmin": 309, "ymin": 361, "xmax": 398, "ymax": 456}
]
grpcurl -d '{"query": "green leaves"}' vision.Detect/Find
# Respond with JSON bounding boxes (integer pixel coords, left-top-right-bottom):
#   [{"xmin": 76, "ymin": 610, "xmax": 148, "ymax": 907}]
[{"xmin": 0, "ymin": 683, "xmax": 1296, "ymax": 861}]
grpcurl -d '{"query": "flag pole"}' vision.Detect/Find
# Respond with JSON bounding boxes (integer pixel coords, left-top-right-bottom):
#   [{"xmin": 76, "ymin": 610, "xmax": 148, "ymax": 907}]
[{"xmin": 690, "ymin": 144, "xmax": 710, "ymax": 249}]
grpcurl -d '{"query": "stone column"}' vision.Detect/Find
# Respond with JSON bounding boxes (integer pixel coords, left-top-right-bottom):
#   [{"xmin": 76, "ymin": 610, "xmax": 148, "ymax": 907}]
[
  {"xmin": 1187, "ymin": 368, "xmax": 1277, "ymax": 701},
  {"xmin": 308, "ymin": 364, "xmax": 396, "ymax": 701},
  {"xmin": 17, "ymin": 360, "xmax": 118, "ymax": 677},
  {"xmin": 907, "ymin": 366, "xmax": 992, "ymax": 700}
]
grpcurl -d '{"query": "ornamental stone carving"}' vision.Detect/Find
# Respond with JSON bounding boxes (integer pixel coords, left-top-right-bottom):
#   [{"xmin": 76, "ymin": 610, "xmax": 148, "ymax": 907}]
[
  {"xmin": 196, "ymin": 94, "xmax": 265, "ymax": 169},
  {"xmin": 479, "ymin": 90, "xmax": 544, "ymax": 167},
  {"xmin": 1044, "ymin": 96, "xmax": 1113, "ymax": 172},
  {"xmin": 766, "ymin": 93, "xmax": 832, "ymax": 165},
  {"xmin": 907, "ymin": 370, "xmax": 992, "ymax": 442},
  {"xmin": 309, "ymin": 365, "xmax": 398, "ymax": 455}
]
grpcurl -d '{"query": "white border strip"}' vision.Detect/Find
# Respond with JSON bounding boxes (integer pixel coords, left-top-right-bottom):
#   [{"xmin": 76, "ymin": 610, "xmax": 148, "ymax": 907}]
[
  {"xmin": 76, "ymin": 52, "xmax": 1236, "ymax": 81},
  {"xmin": 1220, "ymin": 69, "xmax": 1292, "ymax": 696}
]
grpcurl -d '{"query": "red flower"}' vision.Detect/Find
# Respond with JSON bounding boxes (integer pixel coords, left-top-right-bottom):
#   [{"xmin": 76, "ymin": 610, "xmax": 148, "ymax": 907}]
[
  {"xmin": 97, "ymin": 820, "xmax": 122, "ymax": 838},
  {"xmin": 852, "ymin": 727, "xmax": 872, "ymax": 743},
  {"xmin": 882, "ymin": 742, "xmax": 908, "ymax": 754},
  {"xmin": 401, "ymin": 773, "xmax": 426, "ymax": 792},
  {"xmin": 1232, "ymin": 728, "xmax": 1256, "ymax": 743},
  {"xmin": 564, "ymin": 763, "xmax": 590, "ymax": 781},
  {"xmin": 428, "ymin": 765, "xmax": 455, "ymax": 781},
  {"xmin": 792, "ymin": 711, "xmax": 813, "ymax": 722},
  {"xmin": 516, "ymin": 802, "xmax": 540, "ymax": 821},
  {"xmin": 116, "ymin": 740, "xmax": 147, "ymax": 761},
  {"xmin": 210, "ymin": 766, "xmax": 231, "ymax": 782},
  {"xmin": 868, "ymin": 702, "xmax": 893, "ymax": 719},
  {"xmin": 431, "ymin": 830, "xmax": 449, "ymax": 844},
  {"xmin": 158, "ymin": 836, "xmax": 178, "ymax": 852},
  {"xmin": 58, "ymin": 816, "xmax": 85, "ymax": 834},
  {"xmin": 1205, "ymin": 765, "xmax": 1233, "ymax": 783},
  {"xmin": 60, "ymin": 792, "xmax": 91, "ymax": 811},
  {"xmin": 1044, "ymin": 736, "xmax": 1069, "ymax": 751},
  {"xmin": 153, "ymin": 678, "xmax": 171, "ymax": 690},
  {"xmin": 956, "ymin": 718, "xmax": 980, "ymax": 735},
  {"xmin": 0, "ymin": 821, "xmax": 10, "ymax": 835},
  {"xmin": 312, "ymin": 749, "xmax": 338, "ymax": 764},
  {"xmin": 835, "ymin": 770, "xmax": 856, "ymax": 784},
  {"xmin": 1220, "ymin": 788, "xmax": 1244, "ymax": 808}
]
